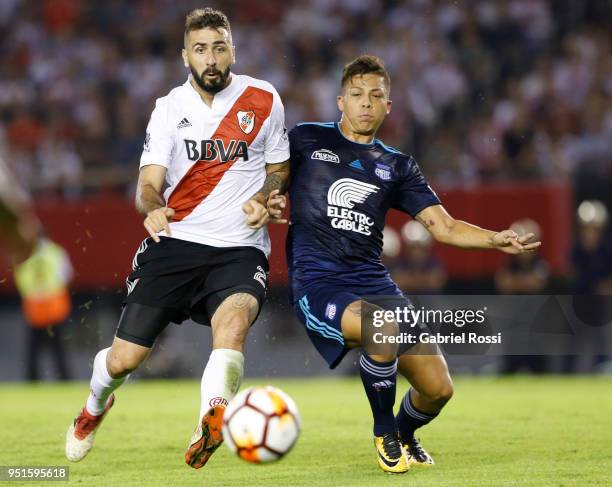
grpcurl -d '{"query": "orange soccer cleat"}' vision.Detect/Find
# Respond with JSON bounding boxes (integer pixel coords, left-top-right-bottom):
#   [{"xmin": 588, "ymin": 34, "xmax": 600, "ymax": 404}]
[{"xmin": 185, "ymin": 405, "xmax": 225, "ymax": 469}]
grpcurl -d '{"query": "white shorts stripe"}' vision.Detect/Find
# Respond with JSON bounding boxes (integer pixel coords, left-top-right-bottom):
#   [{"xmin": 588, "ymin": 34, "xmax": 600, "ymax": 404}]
[{"xmin": 132, "ymin": 238, "xmax": 148, "ymax": 271}]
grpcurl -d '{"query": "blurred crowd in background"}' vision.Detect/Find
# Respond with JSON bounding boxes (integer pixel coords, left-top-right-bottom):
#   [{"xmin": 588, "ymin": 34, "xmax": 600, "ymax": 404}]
[
  {"xmin": 0, "ymin": 1, "xmax": 611, "ymax": 378},
  {"xmin": 0, "ymin": 0, "xmax": 610, "ymax": 195}
]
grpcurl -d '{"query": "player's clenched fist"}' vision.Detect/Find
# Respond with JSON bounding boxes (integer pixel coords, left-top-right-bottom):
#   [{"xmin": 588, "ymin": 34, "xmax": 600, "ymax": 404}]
[
  {"xmin": 144, "ymin": 207, "xmax": 175, "ymax": 242},
  {"xmin": 267, "ymin": 189, "xmax": 287, "ymax": 224},
  {"xmin": 242, "ymin": 199, "xmax": 269, "ymax": 229}
]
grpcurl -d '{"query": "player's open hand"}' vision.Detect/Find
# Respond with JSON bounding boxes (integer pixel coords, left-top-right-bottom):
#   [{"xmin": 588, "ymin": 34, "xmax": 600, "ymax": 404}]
[
  {"xmin": 144, "ymin": 207, "xmax": 174, "ymax": 243},
  {"xmin": 267, "ymin": 189, "xmax": 287, "ymax": 224},
  {"xmin": 492, "ymin": 230, "xmax": 541, "ymax": 254},
  {"xmin": 242, "ymin": 198, "xmax": 269, "ymax": 229}
]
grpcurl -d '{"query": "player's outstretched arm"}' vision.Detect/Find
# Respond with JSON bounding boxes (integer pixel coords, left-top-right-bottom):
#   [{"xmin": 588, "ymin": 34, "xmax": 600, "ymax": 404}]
[
  {"xmin": 243, "ymin": 160, "xmax": 290, "ymax": 229},
  {"xmin": 414, "ymin": 204, "xmax": 542, "ymax": 254},
  {"xmin": 136, "ymin": 164, "xmax": 174, "ymax": 243}
]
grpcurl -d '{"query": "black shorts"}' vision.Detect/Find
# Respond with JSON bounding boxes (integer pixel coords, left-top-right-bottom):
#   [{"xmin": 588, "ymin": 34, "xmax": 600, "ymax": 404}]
[{"xmin": 117, "ymin": 237, "xmax": 268, "ymax": 345}]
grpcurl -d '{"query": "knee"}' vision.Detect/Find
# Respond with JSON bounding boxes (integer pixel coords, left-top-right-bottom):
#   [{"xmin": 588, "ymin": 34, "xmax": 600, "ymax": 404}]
[
  {"xmin": 213, "ymin": 314, "xmax": 250, "ymax": 349},
  {"xmin": 212, "ymin": 294, "xmax": 259, "ymax": 349},
  {"xmin": 106, "ymin": 349, "xmax": 142, "ymax": 378},
  {"xmin": 368, "ymin": 352, "xmax": 397, "ymax": 363},
  {"xmin": 423, "ymin": 379, "xmax": 454, "ymax": 406}
]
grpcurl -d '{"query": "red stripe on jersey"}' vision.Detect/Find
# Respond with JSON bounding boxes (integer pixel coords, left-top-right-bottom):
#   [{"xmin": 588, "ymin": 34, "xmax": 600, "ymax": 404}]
[{"xmin": 168, "ymin": 86, "xmax": 274, "ymax": 221}]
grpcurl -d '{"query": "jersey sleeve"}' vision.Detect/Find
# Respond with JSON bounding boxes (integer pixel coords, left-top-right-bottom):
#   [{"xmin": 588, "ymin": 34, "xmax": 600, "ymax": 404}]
[
  {"xmin": 391, "ymin": 157, "xmax": 441, "ymax": 216},
  {"xmin": 288, "ymin": 124, "xmax": 302, "ymax": 158},
  {"xmin": 263, "ymin": 90, "xmax": 290, "ymax": 164},
  {"xmin": 140, "ymin": 98, "xmax": 173, "ymax": 168}
]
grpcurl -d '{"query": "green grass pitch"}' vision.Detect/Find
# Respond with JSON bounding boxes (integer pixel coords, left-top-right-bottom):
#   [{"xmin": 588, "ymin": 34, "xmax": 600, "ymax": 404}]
[{"xmin": 1, "ymin": 376, "xmax": 611, "ymax": 486}]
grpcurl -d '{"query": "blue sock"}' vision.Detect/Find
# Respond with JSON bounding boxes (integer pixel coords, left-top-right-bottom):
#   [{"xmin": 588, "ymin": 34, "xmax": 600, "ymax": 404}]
[
  {"xmin": 359, "ymin": 353, "xmax": 398, "ymax": 436},
  {"xmin": 396, "ymin": 388, "xmax": 437, "ymax": 442}
]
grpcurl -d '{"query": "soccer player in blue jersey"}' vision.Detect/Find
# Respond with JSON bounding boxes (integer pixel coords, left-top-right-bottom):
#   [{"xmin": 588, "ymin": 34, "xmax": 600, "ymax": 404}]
[{"xmin": 269, "ymin": 55, "xmax": 541, "ymax": 474}]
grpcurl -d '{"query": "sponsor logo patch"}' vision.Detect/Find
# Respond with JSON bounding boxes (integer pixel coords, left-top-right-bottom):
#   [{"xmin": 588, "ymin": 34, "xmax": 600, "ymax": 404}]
[
  {"xmin": 327, "ymin": 178, "xmax": 379, "ymax": 235},
  {"xmin": 374, "ymin": 163, "xmax": 392, "ymax": 181},
  {"xmin": 325, "ymin": 303, "xmax": 337, "ymax": 320},
  {"xmin": 311, "ymin": 149, "xmax": 340, "ymax": 164},
  {"xmin": 237, "ymin": 110, "xmax": 255, "ymax": 134},
  {"xmin": 143, "ymin": 132, "xmax": 150, "ymax": 152},
  {"xmin": 184, "ymin": 139, "xmax": 248, "ymax": 162}
]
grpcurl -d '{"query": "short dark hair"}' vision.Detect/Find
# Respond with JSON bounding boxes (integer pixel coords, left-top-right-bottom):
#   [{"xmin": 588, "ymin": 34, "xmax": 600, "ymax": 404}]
[
  {"xmin": 184, "ymin": 8, "xmax": 232, "ymax": 45},
  {"xmin": 341, "ymin": 55, "xmax": 390, "ymax": 93}
]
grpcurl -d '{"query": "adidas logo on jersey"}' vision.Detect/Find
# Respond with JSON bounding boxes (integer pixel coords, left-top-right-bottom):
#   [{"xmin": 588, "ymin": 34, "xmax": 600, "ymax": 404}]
[
  {"xmin": 349, "ymin": 159, "xmax": 364, "ymax": 171},
  {"xmin": 177, "ymin": 118, "xmax": 192, "ymax": 129},
  {"xmin": 327, "ymin": 178, "xmax": 379, "ymax": 236},
  {"xmin": 311, "ymin": 149, "xmax": 340, "ymax": 164}
]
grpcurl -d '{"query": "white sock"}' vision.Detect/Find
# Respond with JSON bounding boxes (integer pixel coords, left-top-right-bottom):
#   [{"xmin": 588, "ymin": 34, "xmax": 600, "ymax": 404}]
[
  {"xmin": 200, "ymin": 348, "xmax": 244, "ymax": 419},
  {"xmin": 86, "ymin": 348, "xmax": 128, "ymax": 416}
]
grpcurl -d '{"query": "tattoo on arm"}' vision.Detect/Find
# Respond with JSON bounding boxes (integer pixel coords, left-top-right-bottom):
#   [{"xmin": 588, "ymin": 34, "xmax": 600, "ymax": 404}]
[
  {"xmin": 259, "ymin": 173, "xmax": 285, "ymax": 197},
  {"xmin": 252, "ymin": 161, "xmax": 290, "ymax": 204},
  {"xmin": 415, "ymin": 215, "xmax": 435, "ymax": 228}
]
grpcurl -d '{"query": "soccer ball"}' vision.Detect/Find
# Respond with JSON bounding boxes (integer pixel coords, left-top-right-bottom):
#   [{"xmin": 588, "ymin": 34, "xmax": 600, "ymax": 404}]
[{"xmin": 222, "ymin": 385, "xmax": 301, "ymax": 463}]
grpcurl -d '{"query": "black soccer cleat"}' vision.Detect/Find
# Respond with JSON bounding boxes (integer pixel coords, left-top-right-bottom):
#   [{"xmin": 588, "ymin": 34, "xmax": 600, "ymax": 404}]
[{"xmin": 404, "ymin": 436, "xmax": 435, "ymax": 466}]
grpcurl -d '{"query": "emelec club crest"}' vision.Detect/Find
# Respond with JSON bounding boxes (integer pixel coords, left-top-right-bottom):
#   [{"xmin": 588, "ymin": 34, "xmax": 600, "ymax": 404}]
[{"xmin": 237, "ymin": 110, "xmax": 255, "ymax": 134}]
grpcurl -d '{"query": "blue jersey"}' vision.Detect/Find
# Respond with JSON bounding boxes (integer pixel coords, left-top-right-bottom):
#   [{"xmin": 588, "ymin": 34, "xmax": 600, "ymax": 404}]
[{"xmin": 287, "ymin": 122, "xmax": 440, "ymax": 298}]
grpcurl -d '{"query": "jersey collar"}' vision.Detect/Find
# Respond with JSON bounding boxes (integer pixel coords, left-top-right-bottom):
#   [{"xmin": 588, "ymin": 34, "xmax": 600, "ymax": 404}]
[{"xmin": 184, "ymin": 73, "xmax": 241, "ymax": 108}]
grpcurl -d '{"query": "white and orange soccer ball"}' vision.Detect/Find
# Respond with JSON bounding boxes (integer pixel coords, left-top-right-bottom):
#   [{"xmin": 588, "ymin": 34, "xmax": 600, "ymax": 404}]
[{"xmin": 222, "ymin": 386, "xmax": 301, "ymax": 463}]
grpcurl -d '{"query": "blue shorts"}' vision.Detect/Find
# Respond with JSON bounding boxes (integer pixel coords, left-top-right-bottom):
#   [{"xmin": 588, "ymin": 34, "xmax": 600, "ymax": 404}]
[{"xmin": 293, "ymin": 280, "xmax": 413, "ymax": 369}]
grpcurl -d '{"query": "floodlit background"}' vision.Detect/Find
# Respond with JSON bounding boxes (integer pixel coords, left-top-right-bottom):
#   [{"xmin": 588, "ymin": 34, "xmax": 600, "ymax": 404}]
[{"xmin": 0, "ymin": 0, "xmax": 611, "ymax": 380}]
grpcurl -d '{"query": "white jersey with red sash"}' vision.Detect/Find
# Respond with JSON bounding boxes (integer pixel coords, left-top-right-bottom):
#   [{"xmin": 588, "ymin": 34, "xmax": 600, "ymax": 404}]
[{"xmin": 140, "ymin": 74, "xmax": 289, "ymax": 256}]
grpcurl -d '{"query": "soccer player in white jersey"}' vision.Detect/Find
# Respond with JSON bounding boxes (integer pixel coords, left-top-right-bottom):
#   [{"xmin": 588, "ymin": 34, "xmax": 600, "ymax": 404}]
[{"xmin": 65, "ymin": 8, "xmax": 290, "ymax": 469}]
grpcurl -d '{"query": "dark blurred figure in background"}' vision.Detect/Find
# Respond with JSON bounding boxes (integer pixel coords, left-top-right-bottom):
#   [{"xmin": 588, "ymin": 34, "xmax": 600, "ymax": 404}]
[
  {"xmin": 564, "ymin": 200, "xmax": 612, "ymax": 372},
  {"xmin": 570, "ymin": 200, "xmax": 612, "ymax": 295},
  {"xmin": 0, "ymin": 157, "xmax": 39, "ymax": 263},
  {"xmin": 495, "ymin": 218, "xmax": 550, "ymax": 373},
  {"xmin": 390, "ymin": 221, "xmax": 447, "ymax": 295},
  {"xmin": 14, "ymin": 235, "xmax": 73, "ymax": 381}
]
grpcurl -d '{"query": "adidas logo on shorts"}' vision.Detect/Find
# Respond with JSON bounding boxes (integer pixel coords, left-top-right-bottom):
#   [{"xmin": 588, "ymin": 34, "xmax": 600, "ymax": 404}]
[
  {"xmin": 177, "ymin": 117, "xmax": 192, "ymax": 129},
  {"xmin": 253, "ymin": 266, "xmax": 266, "ymax": 288}
]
